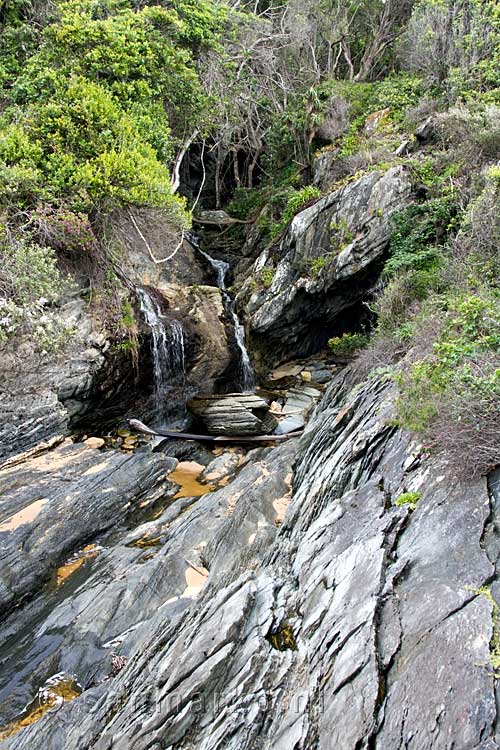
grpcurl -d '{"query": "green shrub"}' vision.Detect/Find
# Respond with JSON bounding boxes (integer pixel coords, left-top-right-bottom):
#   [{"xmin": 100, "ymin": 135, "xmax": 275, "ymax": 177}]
[
  {"xmin": 395, "ymin": 292, "xmax": 500, "ymax": 476},
  {"xmin": 281, "ymin": 185, "xmax": 322, "ymax": 226},
  {"xmin": 228, "ymin": 187, "xmax": 268, "ymax": 220},
  {"xmin": 306, "ymin": 254, "xmax": 334, "ymax": 276},
  {"xmin": 269, "ymin": 185, "xmax": 322, "ymax": 240},
  {"xmin": 395, "ymin": 491, "xmax": 421, "ymax": 510},
  {"xmin": 436, "ymin": 105, "xmax": 500, "ymax": 164},
  {"xmin": 0, "ymin": 237, "xmax": 74, "ymax": 349},
  {"xmin": 0, "ymin": 238, "xmax": 63, "ymax": 305},
  {"xmin": 369, "ymin": 74, "xmax": 425, "ymax": 121},
  {"xmin": 260, "ymin": 268, "xmax": 275, "ymax": 287},
  {"xmin": 0, "ymin": 0, "xmax": 226, "ymax": 228},
  {"xmin": 0, "ymin": 76, "xmax": 189, "ymax": 218},
  {"xmin": 385, "ymin": 196, "xmax": 460, "ymax": 279},
  {"xmin": 328, "ymin": 332, "xmax": 370, "ymax": 356}
]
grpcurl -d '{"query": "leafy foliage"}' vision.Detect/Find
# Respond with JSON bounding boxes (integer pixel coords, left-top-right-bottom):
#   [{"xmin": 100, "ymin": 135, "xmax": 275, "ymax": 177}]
[
  {"xmin": 385, "ymin": 196, "xmax": 460, "ymax": 279},
  {"xmin": 328, "ymin": 332, "xmax": 369, "ymax": 356},
  {"xmin": 394, "ymin": 292, "xmax": 500, "ymax": 475},
  {"xmin": 0, "ymin": 0, "xmax": 227, "ymax": 220},
  {"xmin": 395, "ymin": 491, "xmax": 421, "ymax": 510},
  {"xmin": 0, "ymin": 236, "xmax": 74, "ymax": 347}
]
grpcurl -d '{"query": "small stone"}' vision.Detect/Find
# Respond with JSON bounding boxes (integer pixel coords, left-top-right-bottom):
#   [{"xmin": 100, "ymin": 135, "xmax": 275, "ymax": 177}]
[
  {"xmin": 117, "ymin": 429, "xmax": 131, "ymax": 438},
  {"xmin": 84, "ymin": 437, "xmax": 105, "ymax": 450},
  {"xmin": 300, "ymin": 371, "xmax": 312, "ymax": 383}
]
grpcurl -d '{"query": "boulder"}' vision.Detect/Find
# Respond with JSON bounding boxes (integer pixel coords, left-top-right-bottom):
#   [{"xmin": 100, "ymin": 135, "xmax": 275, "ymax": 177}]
[
  {"xmin": 414, "ymin": 115, "xmax": 436, "ymax": 143},
  {"xmin": 187, "ymin": 393, "xmax": 278, "ymax": 436},
  {"xmin": 194, "ymin": 209, "xmax": 244, "ymax": 226},
  {"xmin": 0, "ymin": 298, "xmax": 114, "ymax": 459}
]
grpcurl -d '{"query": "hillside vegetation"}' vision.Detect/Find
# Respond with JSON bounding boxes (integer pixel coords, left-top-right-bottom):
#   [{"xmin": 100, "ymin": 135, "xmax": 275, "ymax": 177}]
[{"xmin": 2, "ymin": 0, "xmax": 500, "ymax": 474}]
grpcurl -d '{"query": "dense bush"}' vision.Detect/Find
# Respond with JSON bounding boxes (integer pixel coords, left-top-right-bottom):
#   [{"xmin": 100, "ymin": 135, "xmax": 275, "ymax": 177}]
[
  {"xmin": 396, "ymin": 292, "xmax": 500, "ymax": 476},
  {"xmin": 328, "ymin": 332, "xmax": 369, "ymax": 357},
  {"xmin": 402, "ymin": 0, "xmax": 500, "ymax": 99},
  {"xmin": 0, "ymin": 0, "xmax": 227, "ymax": 224},
  {"xmin": 436, "ymin": 105, "xmax": 500, "ymax": 164},
  {"xmin": 0, "ymin": 236, "xmax": 73, "ymax": 347},
  {"xmin": 385, "ymin": 196, "xmax": 460, "ymax": 279},
  {"xmin": 0, "ymin": 76, "xmax": 188, "ymax": 216}
]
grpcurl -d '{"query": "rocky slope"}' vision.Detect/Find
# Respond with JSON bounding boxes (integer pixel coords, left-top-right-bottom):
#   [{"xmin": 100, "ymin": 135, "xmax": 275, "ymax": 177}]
[{"xmin": 1, "ymin": 366, "xmax": 498, "ymax": 749}]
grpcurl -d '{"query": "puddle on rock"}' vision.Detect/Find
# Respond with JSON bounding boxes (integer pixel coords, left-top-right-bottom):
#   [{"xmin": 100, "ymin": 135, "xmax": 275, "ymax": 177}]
[
  {"xmin": 0, "ymin": 674, "xmax": 82, "ymax": 741},
  {"xmin": 0, "ymin": 499, "xmax": 48, "ymax": 533},
  {"xmin": 127, "ymin": 535, "xmax": 162, "ymax": 549},
  {"xmin": 182, "ymin": 564, "xmax": 209, "ymax": 597},
  {"xmin": 55, "ymin": 544, "xmax": 101, "ymax": 587},
  {"xmin": 169, "ymin": 461, "xmax": 215, "ymax": 499},
  {"xmin": 266, "ymin": 623, "xmax": 298, "ymax": 652}
]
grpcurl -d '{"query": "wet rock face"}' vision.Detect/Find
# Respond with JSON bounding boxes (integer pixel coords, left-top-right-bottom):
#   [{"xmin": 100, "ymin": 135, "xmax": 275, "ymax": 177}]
[
  {"xmin": 240, "ymin": 166, "xmax": 412, "ymax": 367},
  {"xmin": 2, "ymin": 367, "xmax": 499, "ymax": 749},
  {"xmin": 0, "ymin": 299, "xmax": 121, "ymax": 459},
  {"xmin": 0, "ymin": 211, "xmax": 238, "ymax": 457},
  {"xmin": 0, "ymin": 439, "xmax": 175, "ymax": 617},
  {"xmin": 153, "ymin": 282, "xmax": 233, "ymax": 397}
]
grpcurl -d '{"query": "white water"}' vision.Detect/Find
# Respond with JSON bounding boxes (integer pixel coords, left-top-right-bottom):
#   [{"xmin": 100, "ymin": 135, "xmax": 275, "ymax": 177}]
[
  {"xmin": 137, "ymin": 287, "xmax": 186, "ymax": 414},
  {"xmin": 188, "ymin": 234, "xmax": 255, "ymax": 392},
  {"xmin": 193, "ymin": 242, "xmax": 230, "ymax": 290},
  {"xmin": 230, "ymin": 309, "xmax": 256, "ymax": 392}
]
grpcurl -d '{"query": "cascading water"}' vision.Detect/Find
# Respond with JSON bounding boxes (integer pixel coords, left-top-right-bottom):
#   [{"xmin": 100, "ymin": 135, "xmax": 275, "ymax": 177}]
[
  {"xmin": 137, "ymin": 287, "xmax": 186, "ymax": 417},
  {"xmin": 230, "ymin": 310, "xmax": 255, "ymax": 392},
  {"xmin": 195, "ymin": 243, "xmax": 230, "ymax": 291},
  {"xmin": 188, "ymin": 234, "xmax": 255, "ymax": 393}
]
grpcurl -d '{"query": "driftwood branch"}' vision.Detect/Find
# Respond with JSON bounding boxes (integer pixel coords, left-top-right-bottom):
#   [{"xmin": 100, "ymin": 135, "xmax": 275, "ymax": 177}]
[
  {"xmin": 171, "ymin": 128, "xmax": 200, "ymax": 194},
  {"xmin": 128, "ymin": 209, "xmax": 185, "ymax": 265},
  {"xmin": 192, "ymin": 215, "xmax": 255, "ymax": 227},
  {"xmin": 129, "ymin": 419, "xmax": 303, "ymax": 444}
]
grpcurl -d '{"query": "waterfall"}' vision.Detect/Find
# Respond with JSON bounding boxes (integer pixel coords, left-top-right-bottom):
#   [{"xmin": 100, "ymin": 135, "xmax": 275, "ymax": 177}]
[
  {"xmin": 191, "ymin": 240, "xmax": 230, "ymax": 290},
  {"xmin": 137, "ymin": 287, "xmax": 185, "ymax": 415},
  {"xmin": 188, "ymin": 234, "xmax": 255, "ymax": 393},
  {"xmin": 230, "ymin": 309, "xmax": 256, "ymax": 392}
]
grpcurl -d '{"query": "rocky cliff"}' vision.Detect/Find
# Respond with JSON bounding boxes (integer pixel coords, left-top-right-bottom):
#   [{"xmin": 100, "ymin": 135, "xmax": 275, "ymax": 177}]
[
  {"xmin": 239, "ymin": 167, "xmax": 411, "ymax": 367},
  {"xmin": 0, "ymin": 209, "xmax": 239, "ymax": 458},
  {"xmin": 1, "ymin": 366, "xmax": 498, "ymax": 749}
]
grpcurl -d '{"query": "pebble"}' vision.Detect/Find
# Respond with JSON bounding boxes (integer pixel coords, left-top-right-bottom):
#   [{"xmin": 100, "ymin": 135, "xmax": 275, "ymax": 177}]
[{"xmin": 84, "ymin": 437, "xmax": 105, "ymax": 450}]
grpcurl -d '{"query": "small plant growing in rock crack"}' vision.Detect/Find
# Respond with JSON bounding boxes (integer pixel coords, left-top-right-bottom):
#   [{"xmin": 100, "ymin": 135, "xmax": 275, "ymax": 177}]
[
  {"xmin": 329, "ymin": 217, "xmax": 354, "ymax": 253},
  {"xmin": 266, "ymin": 623, "xmax": 298, "ymax": 652},
  {"xmin": 306, "ymin": 254, "xmax": 335, "ymax": 276},
  {"xmin": 260, "ymin": 267, "xmax": 275, "ymax": 287},
  {"xmin": 469, "ymin": 587, "xmax": 500, "ymax": 677},
  {"xmin": 394, "ymin": 491, "xmax": 421, "ymax": 510}
]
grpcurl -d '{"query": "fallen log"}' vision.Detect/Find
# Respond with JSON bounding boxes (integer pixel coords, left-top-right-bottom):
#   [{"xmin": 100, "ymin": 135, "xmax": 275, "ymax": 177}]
[{"xmin": 129, "ymin": 419, "xmax": 303, "ymax": 444}]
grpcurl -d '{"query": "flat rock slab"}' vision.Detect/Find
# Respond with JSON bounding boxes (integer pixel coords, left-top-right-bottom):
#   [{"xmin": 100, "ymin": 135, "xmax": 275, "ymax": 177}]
[
  {"xmin": 0, "ymin": 440, "xmax": 175, "ymax": 618},
  {"xmin": 187, "ymin": 393, "xmax": 278, "ymax": 435},
  {"xmin": 1, "ymin": 370, "xmax": 500, "ymax": 750}
]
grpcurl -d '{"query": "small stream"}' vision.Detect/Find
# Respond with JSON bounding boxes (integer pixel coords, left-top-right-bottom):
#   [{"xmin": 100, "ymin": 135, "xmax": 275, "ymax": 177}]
[{"xmin": 188, "ymin": 234, "xmax": 256, "ymax": 393}]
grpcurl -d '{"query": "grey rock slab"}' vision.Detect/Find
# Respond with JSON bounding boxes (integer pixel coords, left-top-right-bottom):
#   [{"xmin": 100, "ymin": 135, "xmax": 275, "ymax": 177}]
[
  {"xmin": 1, "ymin": 370, "xmax": 499, "ymax": 750},
  {"xmin": 0, "ymin": 440, "xmax": 175, "ymax": 617},
  {"xmin": 240, "ymin": 167, "xmax": 412, "ymax": 364}
]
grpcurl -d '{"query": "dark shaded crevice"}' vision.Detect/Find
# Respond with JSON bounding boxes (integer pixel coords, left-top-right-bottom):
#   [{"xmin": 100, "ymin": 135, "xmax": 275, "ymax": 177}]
[{"xmin": 483, "ymin": 471, "xmax": 500, "ymax": 568}]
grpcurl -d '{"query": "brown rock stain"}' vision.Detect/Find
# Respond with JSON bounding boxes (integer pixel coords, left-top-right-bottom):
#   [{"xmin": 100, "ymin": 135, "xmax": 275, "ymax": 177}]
[{"xmin": 0, "ymin": 676, "xmax": 82, "ymax": 741}]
